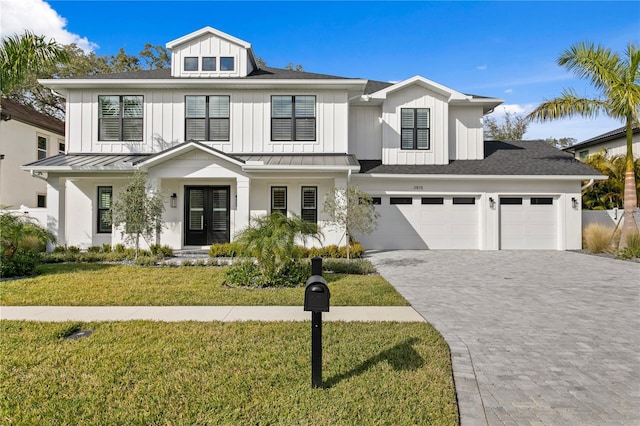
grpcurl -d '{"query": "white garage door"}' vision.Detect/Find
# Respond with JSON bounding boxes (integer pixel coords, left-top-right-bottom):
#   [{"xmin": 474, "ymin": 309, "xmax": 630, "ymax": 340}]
[
  {"xmin": 500, "ymin": 197, "xmax": 558, "ymax": 250},
  {"xmin": 357, "ymin": 196, "xmax": 479, "ymax": 250}
]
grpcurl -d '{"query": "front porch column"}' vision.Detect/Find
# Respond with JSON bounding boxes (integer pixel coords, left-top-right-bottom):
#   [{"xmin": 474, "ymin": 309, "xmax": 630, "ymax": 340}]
[
  {"xmin": 235, "ymin": 177, "xmax": 250, "ymax": 237},
  {"xmin": 46, "ymin": 176, "xmax": 66, "ymax": 251}
]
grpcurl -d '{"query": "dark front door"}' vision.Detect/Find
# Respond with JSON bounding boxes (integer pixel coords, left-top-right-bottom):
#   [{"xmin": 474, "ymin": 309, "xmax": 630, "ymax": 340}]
[{"xmin": 185, "ymin": 186, "xmax": 230, "ymax": 245}]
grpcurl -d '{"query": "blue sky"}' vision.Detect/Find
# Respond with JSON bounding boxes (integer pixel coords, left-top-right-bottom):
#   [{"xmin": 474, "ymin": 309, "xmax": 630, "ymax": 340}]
[{"xmin": 2, "ymin": 0, "xmax": 639, "ymax": 141}]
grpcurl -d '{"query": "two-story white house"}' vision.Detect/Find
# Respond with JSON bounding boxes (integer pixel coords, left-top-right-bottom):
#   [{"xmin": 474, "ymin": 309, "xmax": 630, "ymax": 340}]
[{"xmin": 24, "ymin": 27, "xmax": 603, "ymax": 251}]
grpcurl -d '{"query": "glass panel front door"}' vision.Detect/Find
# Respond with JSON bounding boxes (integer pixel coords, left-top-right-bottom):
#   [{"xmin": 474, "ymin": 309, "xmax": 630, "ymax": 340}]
[{"xmin": 185, "ymin": 186, "xmax": 230, "ymax": 245}]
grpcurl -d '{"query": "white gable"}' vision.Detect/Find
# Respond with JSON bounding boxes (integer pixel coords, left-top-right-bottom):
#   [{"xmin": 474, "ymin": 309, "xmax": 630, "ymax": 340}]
[{"xmin": 166, "ymin": 26, "xmax": 257, "ymax": 78}]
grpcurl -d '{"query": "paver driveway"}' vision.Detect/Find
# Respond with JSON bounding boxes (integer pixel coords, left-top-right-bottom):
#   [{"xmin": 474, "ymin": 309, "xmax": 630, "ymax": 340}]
[{"xmin": 367, "ymin": 250, "xmax": 639, "ymax": 426}]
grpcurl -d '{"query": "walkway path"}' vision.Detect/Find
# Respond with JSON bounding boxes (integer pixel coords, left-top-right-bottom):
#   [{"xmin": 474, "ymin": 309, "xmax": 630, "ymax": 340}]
[{"xmin": 367, "ymin": 250, "xmax": 640, "ymax": 426}]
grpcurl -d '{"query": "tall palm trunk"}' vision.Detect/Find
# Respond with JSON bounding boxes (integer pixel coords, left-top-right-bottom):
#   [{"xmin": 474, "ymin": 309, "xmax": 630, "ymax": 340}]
[{"xmin": 619, "ymin": 117, "xmax": 638, "ymax": 249}]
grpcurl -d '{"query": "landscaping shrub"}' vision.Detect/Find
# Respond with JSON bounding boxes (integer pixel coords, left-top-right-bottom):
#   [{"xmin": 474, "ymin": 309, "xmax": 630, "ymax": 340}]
[
  {"xmin": 224, "ymin": 259, "xmax": 310, "ymax": 288},
  {"xmin": 134, "ymin": 256, "xmax": 159, "ymax": 266},
  {"xmin": 1, "ymin": 210, "xmax": 55, "ymax": 278},
  {"xmin": 0, "ymin": 250, "xmax": 41, "ymax": 277},
  {"xmin": 618, "ymin": 232, "xmax": 640, "ymax": 259},
  {"xmin": 583, "ymin": 223, "xmax": 617, "ymax": 253},
  {"xmin": 322, "ymin": 258, "xmax": 376, "ymax": 275},
  {"xmin": 208, "ymin": 242, "xmax": 242, "ymax": 257},
  {"xmin": 307, "ymin": 243, "xmax": 365, "ymax": 259},
  {"xmin": 150, "ymin": 244, "xmax": 174, "ymax": 258},
  {"xmin": 87, "ymin": 246, "xmax": 101, "ymax": 253},
  {"xmin": 113, "ymin": 244, "xmax": 126, "ymax": 254}
]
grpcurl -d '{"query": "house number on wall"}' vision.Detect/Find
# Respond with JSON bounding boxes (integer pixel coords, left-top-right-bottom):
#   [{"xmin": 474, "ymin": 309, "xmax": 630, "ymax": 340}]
[{"xmin": 413, "ymin": 185, "xmax": 423, "ymax": 190}]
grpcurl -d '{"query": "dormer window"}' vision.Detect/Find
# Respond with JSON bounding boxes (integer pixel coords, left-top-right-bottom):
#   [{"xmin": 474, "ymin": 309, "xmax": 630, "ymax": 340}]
[
  {"xmin": 184, "ymin": 57, "xmax": 199, "ymax": 71},
  {"xmin": 220, "ymin": 57, "xmax": 234, "ymax": 71},
  {"xmin": 202, "ymin": 57, "xmax": 216, "ymax": 71}
]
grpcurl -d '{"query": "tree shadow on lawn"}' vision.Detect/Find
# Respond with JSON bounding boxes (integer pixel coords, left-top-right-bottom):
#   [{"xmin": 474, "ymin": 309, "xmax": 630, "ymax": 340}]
[{"xmin": 323, "ymin": 337, "xmax": 424, "ymax": 388}]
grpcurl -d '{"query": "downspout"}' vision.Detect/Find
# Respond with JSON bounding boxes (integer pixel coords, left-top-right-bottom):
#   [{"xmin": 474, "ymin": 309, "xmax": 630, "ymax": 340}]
[{"xmin": 581, "ymin": 179, "xmax": 595, "ymax": 191}]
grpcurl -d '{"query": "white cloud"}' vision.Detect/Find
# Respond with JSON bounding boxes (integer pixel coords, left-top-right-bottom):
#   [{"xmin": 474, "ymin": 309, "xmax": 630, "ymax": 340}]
[
  {"xmin": 477, "ymin": 64, "xmax": 487, "ymax": 71},
  {"xmin": 504, "ymin": 89, "xmax": 513, "ymax": 94},
  {"xmin": 0, "ymin": 0, "xmax": 97, "ymax": 52}
]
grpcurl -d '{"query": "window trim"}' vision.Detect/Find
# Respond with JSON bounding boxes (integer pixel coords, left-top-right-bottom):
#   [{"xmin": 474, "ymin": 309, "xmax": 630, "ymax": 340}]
[
  {"xmin": 401, "ymin": 108, "xmax": 430, "ymax": 150},
  {"xmin": 301, "ymin": 186, "xmax": 317, "ymax": 223},
  {"xmin": 37, "ymin": 134, "xmax": 48, "ymax": 160},
  {"xmin": 97, "ymin": 186, "xmax": 113, "ymax": 234},
  {"xmin": 220, "ymin": 56, "xmax": 235, "ymax": 71},
  {"xmin": 202, "ymin": 57, "xmax": 216, "ymax": 71},
  {"xmin": 271, "ymin": 186, "xmax": 288, "ymax": 216},
  {"xmin": 98, "ymin": 95, "xmax": 144, "ymax": 142},
  {"xmin": 271, "ymin": 95, "xmax": 317, "ymax": 142},
  {"xmin": 184, "ymin": 95, "xmax": 230, "ymax": 142}
]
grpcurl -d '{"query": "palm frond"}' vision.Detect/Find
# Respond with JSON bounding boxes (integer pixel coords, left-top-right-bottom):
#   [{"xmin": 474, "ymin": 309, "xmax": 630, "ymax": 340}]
[
  {"xmin": 526, "ymin": 89, "xmax": 608, "ymax": 122},
  {"xmin": 558, "ymin": 41, "xmax": 622, "ymax": 93}
]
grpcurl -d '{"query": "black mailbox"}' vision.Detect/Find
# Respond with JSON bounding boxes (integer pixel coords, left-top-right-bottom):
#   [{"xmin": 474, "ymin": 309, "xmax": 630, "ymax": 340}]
[{"xmin": 304, "ymin": 275, "xmax": 330, "ymax": 312}]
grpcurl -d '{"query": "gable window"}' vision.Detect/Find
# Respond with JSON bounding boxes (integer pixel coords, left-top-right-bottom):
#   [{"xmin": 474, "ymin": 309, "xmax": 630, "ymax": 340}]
[
  {"xmin": 401, "ymin": 108, "xmax": 430, "ymax": 150},
  {"xmin": 202, "ymin": 57, "xmax": 216, "ymax": 71},
  {"xmin": 185, "ymin": 95, "xmax": 230, "ymax": 141},
  {"xmin": 37, "ymin": 194, "xmax": 46, "ymax": 208},
  {"xmin": 271, "ymin": 95, "xmax": 316, "ymax": 141},
  {"xmin": 37, "ymin": 135, "xmax": 48, "ymax": 160},
  {"xmin": 301, "ymin": 186, "xmax": 317, "ymax": 223},
  {"xmin": 184, "ymin": 57, "xmax": 199, "ymax": 71},
  {"xmin": 579, "ymin": 150, "xmax": 589, "ymax": 161},
  {"xmin": 271, "ymin": 186, "xmax": 287, "ymax": 215},
  {"xmin": 98, "ymin": 95, "xmax": 143, "ymax": 141},
  {"xmin": 97, "ymin": 186, "xmax": 113, "ymax": 233},
  {"xmin": 220, "ymin": 57, "xmax": 234, "ymax": 71}
]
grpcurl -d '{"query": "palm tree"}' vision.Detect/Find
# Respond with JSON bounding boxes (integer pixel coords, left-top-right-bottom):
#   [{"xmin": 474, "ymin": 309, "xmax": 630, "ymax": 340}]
[
  {"xmin": 0, "ymin": 30, "xmax": 69, "ymax": 97},
  {"xmin": 527, "ymin": 42, "xmax": 640, "ymax": 248}
]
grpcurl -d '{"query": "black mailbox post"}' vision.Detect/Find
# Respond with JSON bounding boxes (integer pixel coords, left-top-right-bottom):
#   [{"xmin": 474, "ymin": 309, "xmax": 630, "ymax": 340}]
[{"xmin": 304, "ymin": 257, "xmax": 330, "ymax": 388}]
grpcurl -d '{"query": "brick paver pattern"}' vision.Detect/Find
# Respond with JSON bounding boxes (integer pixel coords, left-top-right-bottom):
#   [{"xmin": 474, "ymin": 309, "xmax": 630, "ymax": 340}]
[{"xmin": 368, "ymin": 250, "xmax": 639, "ymax": 426}]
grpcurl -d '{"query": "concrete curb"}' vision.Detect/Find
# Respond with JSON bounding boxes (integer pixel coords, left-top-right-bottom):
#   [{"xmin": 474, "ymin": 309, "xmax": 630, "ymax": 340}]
[{"xmin": 0, "ymin": 306, "xmax": 425, "ymax": 323}]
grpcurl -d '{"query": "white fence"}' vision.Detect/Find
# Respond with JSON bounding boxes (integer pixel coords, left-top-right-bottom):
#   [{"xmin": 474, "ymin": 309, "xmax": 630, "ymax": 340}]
[
  {"xmin": 582, "ymin": 209, "xmax": 639, "ymax": 229},
  {"xmin": 1, "ymin": 206, "xmax": 48, "ymax": 227}
]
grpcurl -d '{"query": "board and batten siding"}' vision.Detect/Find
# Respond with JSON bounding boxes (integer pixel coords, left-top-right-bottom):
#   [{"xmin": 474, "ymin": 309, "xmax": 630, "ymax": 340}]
[
  {"xmin": 349, "ymin": 105, "xmax": 382, "ymax": 160},
  {"xmin": 448, "ymin": 106, "xmax": 484, "ymax": 160},
  {"xmin": 381, "ymin": 85, "xmax": 449, "ymax": 165},
  {"xmin": 65, "ymin": 89, "xmax": 349, "ymax": 155}
]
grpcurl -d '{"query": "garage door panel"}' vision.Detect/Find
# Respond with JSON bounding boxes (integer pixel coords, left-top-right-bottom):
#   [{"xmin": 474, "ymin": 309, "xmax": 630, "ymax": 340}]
[{"xmin": 500, "ymin": 197, "xmax": 557, "ymax": 250}]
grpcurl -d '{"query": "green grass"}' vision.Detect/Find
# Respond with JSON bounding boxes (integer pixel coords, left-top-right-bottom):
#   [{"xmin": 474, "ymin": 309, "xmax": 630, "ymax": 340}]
[
  {"xmin": 0, "ymin": 264, "xmax": 408, "ymax": 306},
  {"xmin": 0, "ymin": 321, "xmax": 458, "ymax": 425}
]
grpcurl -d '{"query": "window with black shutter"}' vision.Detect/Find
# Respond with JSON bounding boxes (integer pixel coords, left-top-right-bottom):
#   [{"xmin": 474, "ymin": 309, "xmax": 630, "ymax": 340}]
[
  {"xmin": 401, "ymin": 108, "xmax": 430, "ymax": 150},
  {"xmin": 301, "ymin": 186, "xmax": 317, "ymax": 223},
  {"xmin": 271, "ymin": 186, "xmax": 287, "ymax": 215},
  {"xmin": 98, "ymin": 95, "xmax": 143, "ymax": 141},
  {"xmin": 97, "ymin": 186, "xmax": 113, "ymax": 233}
]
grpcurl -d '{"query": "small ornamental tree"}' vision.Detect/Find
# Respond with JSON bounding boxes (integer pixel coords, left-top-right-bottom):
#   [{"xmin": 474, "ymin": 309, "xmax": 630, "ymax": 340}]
[
  {"xmin": 323, "ymin": 186, "xmax": 380, "ymax": 259},
  {"xmin": 111, "ymin": 171, "xmax": 165, "ymax": 257}
]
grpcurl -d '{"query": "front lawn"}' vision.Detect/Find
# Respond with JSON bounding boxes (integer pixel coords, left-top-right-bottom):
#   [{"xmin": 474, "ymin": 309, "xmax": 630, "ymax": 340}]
[
  {"xmin": 0, "ymin": 321, "xmax": 458, "ymax": 425},
  {"xmin": 0, "ymin": 263, "xmax": 408, "ymax": 306}
]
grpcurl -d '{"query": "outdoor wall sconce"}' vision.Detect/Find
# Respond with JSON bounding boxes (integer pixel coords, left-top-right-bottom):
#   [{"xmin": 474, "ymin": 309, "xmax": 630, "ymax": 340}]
[
  {"xmin": 170, "ymin": 193, "xmax": 177, "ymax": 208},
  {"xmin": 571, "ymin": 197, "xmax": 579, "ymax": 209},
  {"xmin": 489, "ymin": 197, "xmax": 495, "ymax": 209}
]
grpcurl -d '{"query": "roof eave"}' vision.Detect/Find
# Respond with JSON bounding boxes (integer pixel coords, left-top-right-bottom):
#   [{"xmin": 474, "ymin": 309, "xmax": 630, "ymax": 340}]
[
  {"xmin": 354, "ymin": 173, "xmax": 606, "ymax": 180},
  {"xmin": 242, "ymin": 165, "xmax": 360, "ymax": 172}
]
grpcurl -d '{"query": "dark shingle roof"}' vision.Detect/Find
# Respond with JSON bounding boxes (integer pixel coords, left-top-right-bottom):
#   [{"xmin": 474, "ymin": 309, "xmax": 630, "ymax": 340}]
[
  {"xmin": 359, "ymin": 140, "xmax": 603, "ymax": 176},
  {"xmin": 68, "ymin": 66, "xmax": 355, "ymax": 81},
  {"xmin": 564, "ymin": 125, "xmax": 639, "ymax": 151},
  {"xmin": 0, "ymin": 98, "xmax": 65, "ymax": 135}
]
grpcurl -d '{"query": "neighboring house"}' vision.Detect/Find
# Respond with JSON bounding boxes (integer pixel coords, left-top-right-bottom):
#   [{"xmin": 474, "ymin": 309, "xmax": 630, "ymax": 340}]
[
  {"xmin": 24, "ymin": 26, "xmax": 603, "ymax": 251},
  {"xmin": 1, "ymin": 98, "xmax": 65, "ymax": 209},
  {"xmin": 563, "ymin": 125, "xmax": 640, "ymax": 160}
]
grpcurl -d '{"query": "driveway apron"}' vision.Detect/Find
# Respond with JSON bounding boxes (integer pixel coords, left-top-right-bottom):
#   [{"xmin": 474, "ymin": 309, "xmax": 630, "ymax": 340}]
[{"xmin": 367, "ymin": 250, "xmax": 639, "ymax": 426}]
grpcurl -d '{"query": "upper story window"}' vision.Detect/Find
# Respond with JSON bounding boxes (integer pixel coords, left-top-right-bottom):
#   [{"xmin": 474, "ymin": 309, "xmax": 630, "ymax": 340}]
[
  {"xmin": 202, "ymin": 57, "xmax": 216, "ymax": 71},
  {"xmin": 401, "ymin": 108, "xmax": 430, "ymax": 150},
  {"xmin": 271, "ymin": 95, "xmax": 316, "ymax": 141},
  {"xmin": 579, "ymin": 150, "xmax": 589, "ymax": 161},
  {"xmin": 185, "ymin": 95, "xmax": 230, "ymax": 141},
  {"xmin": 184, "ymin": 57, "xmax": 199, "ymax": 71},
  {"xmin": 58, "ymin": 139, "xmax": 66, "ymax": 154},
  {"xmin": 98, "ymin": 95, "xmax": 143, "ymax": 141},
  {"xmin": 271, "ymin": 186, "xmax": 287, "ymax": 216},
  {"xmin": 220, "ymin": 57, "xmax": 234, "ymax": 71},
  {"xmin": 37, "ymin": 135, "xmax": 48, "ymax": 160}
]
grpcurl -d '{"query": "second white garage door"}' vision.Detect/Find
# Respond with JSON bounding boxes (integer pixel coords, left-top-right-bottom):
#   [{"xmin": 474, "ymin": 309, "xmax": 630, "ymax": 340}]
[{"xmin": 500, "ymin": 196, "xmax": 558, "ymax": 250}]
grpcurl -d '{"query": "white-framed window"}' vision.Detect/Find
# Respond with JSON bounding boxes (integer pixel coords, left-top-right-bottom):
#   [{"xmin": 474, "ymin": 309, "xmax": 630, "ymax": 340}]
[
  {"xmin": 271, "ymin": 186, "xmax": 287, "ymax": 216},
  {"xmin": 401, "ymin": 108, "xmax": 430, "ymax": 150},
  {"xmin": 220, "ymin": 57, "xmax": 235, "ymax": 71},
  {"xmin": 202, "ymin": 57, "xmax": 216, "ymax": 71},
  {"xmin": 185, "ymin": 95, "xmax": 230, "ymax": 141},
  {"xmin": 271, "ymin": 95, "xmax": 316, "ymax": 141},
  {"xmin": 37, "ymin": 135, "xmax": 48, "ymax": 160},
  {"xmin": 184, "ymin": 57, "xmax": 198, "ymax": 71},
  {"xmin": 98, "ymin": 95, "xmax": 143, "ymax": 141}
]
